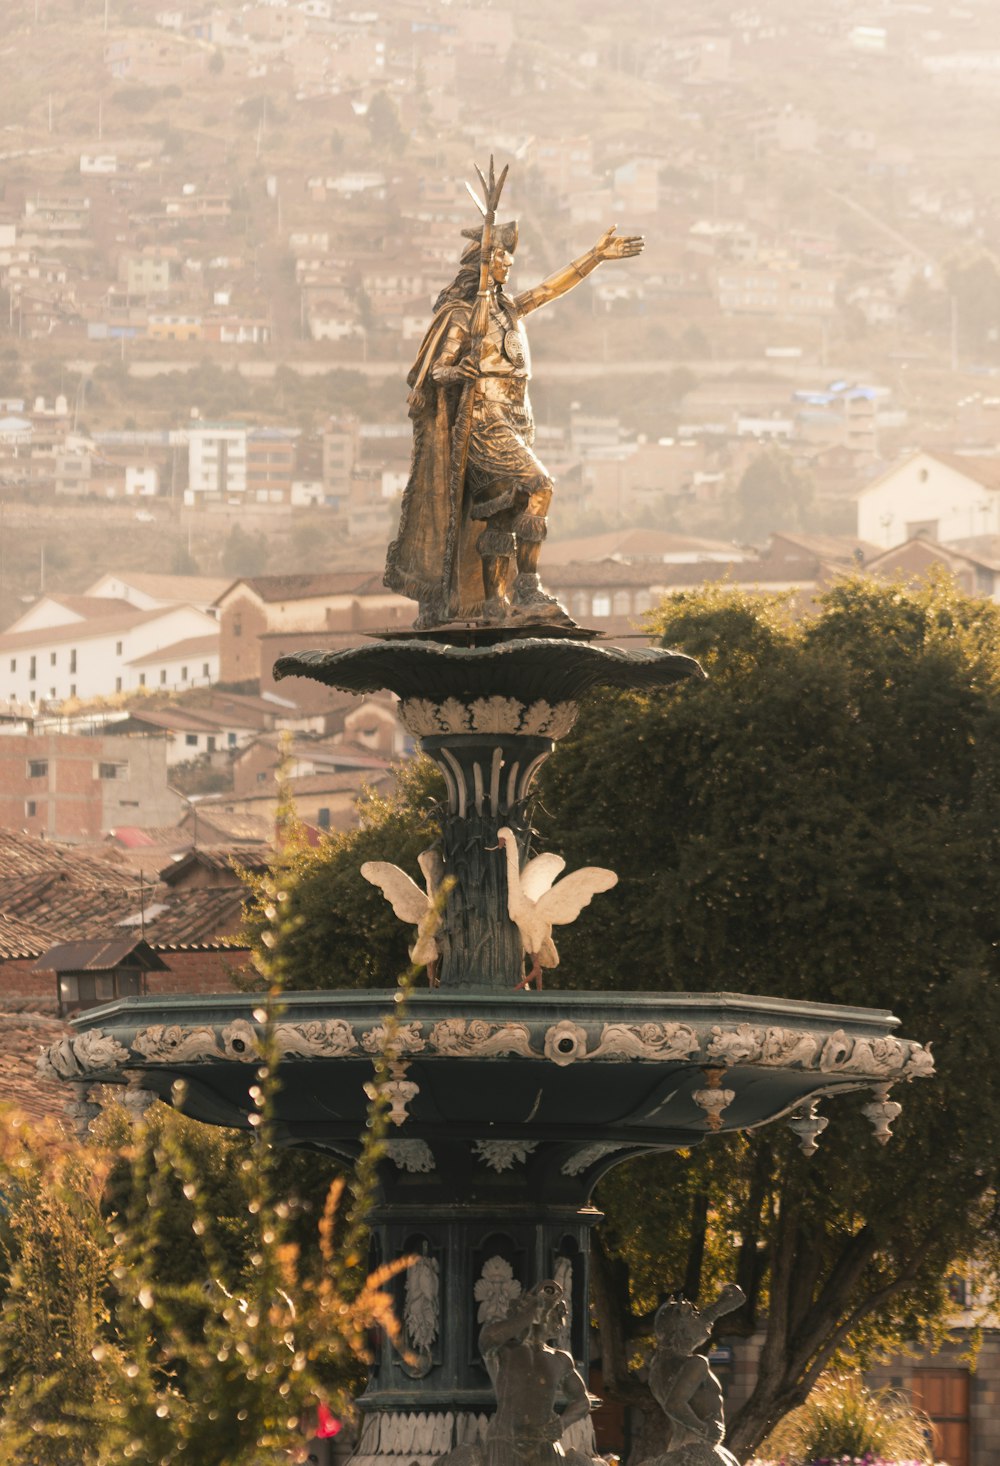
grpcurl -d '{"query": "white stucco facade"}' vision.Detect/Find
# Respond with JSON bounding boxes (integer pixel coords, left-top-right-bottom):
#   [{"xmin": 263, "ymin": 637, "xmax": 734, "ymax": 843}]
[{"xmin": 858, "ymin": 450, "xmax": 1000, "ymax": 548}]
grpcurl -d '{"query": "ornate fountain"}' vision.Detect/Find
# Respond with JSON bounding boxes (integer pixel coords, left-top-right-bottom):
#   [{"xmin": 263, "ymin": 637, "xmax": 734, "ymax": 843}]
[{"xmin": 41, "ymin": 159, "xmax": 933, "ymax": 1466}]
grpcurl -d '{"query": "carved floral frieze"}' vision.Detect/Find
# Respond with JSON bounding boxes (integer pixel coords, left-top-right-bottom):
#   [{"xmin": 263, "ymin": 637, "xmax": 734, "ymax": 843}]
[
  {"xmin": 37, "ymin": 1016, "xmax": 935, "ymax": 1095},
  {"xmin": 398, "ymin": 696, "xmax": 579, "ymax": 740}
]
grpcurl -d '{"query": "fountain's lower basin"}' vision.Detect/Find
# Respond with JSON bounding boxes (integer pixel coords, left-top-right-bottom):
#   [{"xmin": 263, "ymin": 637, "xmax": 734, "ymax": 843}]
[
  {"xmin": 43, "ymin": 987, "xmax": 930, "ymax": 1176},
  {"xmin": 41, "ymin": 987, "xmax": 931, "ymax": 1458}
]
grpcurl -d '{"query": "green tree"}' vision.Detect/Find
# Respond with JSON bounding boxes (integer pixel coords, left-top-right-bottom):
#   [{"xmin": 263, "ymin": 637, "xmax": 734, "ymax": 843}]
[
  {"xmin": 541, "ymin": 578, "xmax": 1000, "ymax": 1453},
  {"xmin": 247, "ymin": 576, "xmax": 1000, "ymax": 1456},
  {"xmin": 734, "ymin": 447, "xmax": 815, "ymax": 542},
  {"xmin": 365, "ymin": 91, "xmax": 406, "ymax": 158}
]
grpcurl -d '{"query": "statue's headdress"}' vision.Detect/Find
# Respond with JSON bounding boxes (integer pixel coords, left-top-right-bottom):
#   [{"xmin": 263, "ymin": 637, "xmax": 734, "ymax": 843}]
[{"xmin": 459, "ymin": 220, "xmax": 519, "ymax": 264}]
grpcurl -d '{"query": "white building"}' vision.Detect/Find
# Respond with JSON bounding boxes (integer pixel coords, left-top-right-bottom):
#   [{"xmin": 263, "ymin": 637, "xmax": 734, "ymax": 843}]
[
  {"xmin": 186, "ymin": 424, "xmax": 247, "ymax": 503},
  {"xmin": 0, "ymin": 601, "xmax": 220, "ymax": 706},
  {"xmin": 857, "ymin": 450, "xmax": 1000, "ymax": 549}
]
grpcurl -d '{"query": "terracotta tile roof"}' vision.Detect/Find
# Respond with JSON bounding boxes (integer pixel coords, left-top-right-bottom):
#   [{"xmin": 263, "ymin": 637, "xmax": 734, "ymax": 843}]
[
  {"xmin": 133, "ymin": 887, "xmax": 247, "ymax": 949},
  {"xmin": 219, "ymin": 571, "xmax": 386, "ymax": 605},
  {"xmin": 88, "ymin": 571, "xmax": 232, "ymax": 603},
  {"xmin": 179, "ymin": 810, "xmax": 273, "ymax": 844},
  {"xmin": 0, "ymin": 910, "xmax": 58, "ymax": 960},
  {"xmin": 126, "ymin": 633, "xmax": 219, "ymax": 667},
  {"xmin": 0, "ymin": 1012, "xmax": 74, "ymax": 1125},
  {"xmin": 0, "ymin": 830, "xmax": 251, "ymax": 953},
  {"xmin": 0, "ymin": 605, "xmax": 169, "ymax": 653}
]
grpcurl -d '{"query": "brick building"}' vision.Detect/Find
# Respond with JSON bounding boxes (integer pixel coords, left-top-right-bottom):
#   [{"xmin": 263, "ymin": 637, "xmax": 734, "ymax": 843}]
[
  {"xmin": 0, "ymin": 731, "xmax": 185, "ymax": 841},
  {"xmin": 214, "ymin": 572, "xmax": 414, "ymax": 684}
]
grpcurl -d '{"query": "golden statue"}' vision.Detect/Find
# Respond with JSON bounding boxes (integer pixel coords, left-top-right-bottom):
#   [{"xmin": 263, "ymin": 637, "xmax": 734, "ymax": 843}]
[{"xmin": 384, "ymin": 158, "xmax": 644, "ymax": 630}]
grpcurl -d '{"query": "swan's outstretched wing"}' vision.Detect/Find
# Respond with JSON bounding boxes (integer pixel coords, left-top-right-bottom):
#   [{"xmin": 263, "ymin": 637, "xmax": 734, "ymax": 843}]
[
  {"xmin": 360, "ymin": 861, "xmax": 428, "ymax": 924},
  {"xmin": 417, "ymin": 848, "xmax": 445, "ymax": 895},
  {"xmin": 538, "ymin": 867, "xmax": 618, "ymax": 927},
  {"xmin": 519, "ymin": 852, "xmax": 566, "ymax": 903}
]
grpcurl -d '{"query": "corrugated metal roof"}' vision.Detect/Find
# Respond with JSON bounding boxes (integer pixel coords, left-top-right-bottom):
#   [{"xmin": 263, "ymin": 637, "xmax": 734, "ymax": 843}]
[{"xmin": 34, "ymin": 936, "xmax": 168, "ymax": 974}]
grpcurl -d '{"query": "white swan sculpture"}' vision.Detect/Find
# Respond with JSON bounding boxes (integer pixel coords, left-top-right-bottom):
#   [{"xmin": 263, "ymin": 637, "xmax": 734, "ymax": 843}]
[
  {"xmin": 361, "ymin": 849, "xmax": 445, "ymax": 986},
  {"xmin": 496, "ymin": 827, "xmax": 618, "ymax": 991}
]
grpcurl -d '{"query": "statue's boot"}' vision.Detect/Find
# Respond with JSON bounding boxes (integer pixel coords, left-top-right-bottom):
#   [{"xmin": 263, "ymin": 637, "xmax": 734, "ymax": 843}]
[
  {"xmin": 511, "ymin": 537, "xmax": 575, "ymax": 625},
  {"xmin": 481, "ymin": 556, "xmax": 511, "ymax": 623}
]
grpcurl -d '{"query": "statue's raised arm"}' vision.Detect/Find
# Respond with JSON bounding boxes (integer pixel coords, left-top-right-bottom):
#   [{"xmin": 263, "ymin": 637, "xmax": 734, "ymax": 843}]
[
  {"xmin": 641, "ymin": 1285, "xmax": 745, "ymax": 1466},
  {"xmin": 383, "ymin": 159, "xmax": 645, "ymax": 631}
]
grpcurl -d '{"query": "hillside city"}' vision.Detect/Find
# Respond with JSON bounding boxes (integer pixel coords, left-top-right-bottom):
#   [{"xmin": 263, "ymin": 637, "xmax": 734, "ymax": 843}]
[
  {"xmin": 5, "ymin": 0, "xmax": 1000, "ymax": 959},
  {"xmin": 4, "ymin": 1, "xmax": 1000, "ymax": 1461}
]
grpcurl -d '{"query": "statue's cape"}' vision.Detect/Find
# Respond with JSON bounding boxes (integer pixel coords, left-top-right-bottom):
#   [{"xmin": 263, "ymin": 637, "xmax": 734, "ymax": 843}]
[{"xmin": 384, "ymin": 300, "xmax": 485, "ymax": 622}]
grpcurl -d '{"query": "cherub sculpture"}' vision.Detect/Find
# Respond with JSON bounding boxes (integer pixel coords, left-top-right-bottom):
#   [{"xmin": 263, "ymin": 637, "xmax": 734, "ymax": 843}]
[
  {"xmin": 641, "ymin": 1284, "xmax": 746, "ymax": 1466},
  {"xmin": 438, "ymin": 1280, "xmax": 600, "ymax": 1466}
]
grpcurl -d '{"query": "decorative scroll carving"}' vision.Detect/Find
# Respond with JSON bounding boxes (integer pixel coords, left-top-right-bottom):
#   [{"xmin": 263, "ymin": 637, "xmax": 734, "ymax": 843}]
[
  {"xmin": 363, "ymin": 1022, "xmax": 426, "ymax": 1056},
  {"xmin": 588, "ymin": 1021, "xmax": 700, "ymax": 1062},
  {"xmin": 39, "ymin": 1029, "xmax": 131, "ymax": 1081},
  {"xmin": 561, "ymin": 1142, "xmax": 629, "ymax": 1177},
  {"xmin": 703, "ymin": 1023, "xmax": 934, "ymax": 1080},
  {"xmin": 384, "ymin": 1139, "xmax": 435, "ymax": 1173},
  {"xmin": 272, "ymin": 1019, "xmax": 357, "ymax": 1059},
  {"xmin": 428, "ymin": 1018, "xmax": 535, "ymax": 1058},
  {"xmin": 474, "ymin": 1256, "xmax": 522, "ymax": 1324},
  {"xmin": 472, "ymin": 1139, "xmax": 538, "ymax": 1172},
  {"xmin": 129, "ymin": 1025, "xmax": 224, "ymax": 1064}
]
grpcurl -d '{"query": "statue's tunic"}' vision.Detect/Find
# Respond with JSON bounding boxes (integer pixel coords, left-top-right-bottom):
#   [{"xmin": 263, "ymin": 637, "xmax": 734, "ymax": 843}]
[{"xmin": 384, "ymin": 249, "xmax": 602, "ymax": 625}]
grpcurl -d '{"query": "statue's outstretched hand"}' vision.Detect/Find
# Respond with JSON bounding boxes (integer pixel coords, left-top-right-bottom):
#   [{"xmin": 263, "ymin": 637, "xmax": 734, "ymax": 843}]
[{"xmin": 595, "ymin": 225, "xmax": 644, "ymax": 261}]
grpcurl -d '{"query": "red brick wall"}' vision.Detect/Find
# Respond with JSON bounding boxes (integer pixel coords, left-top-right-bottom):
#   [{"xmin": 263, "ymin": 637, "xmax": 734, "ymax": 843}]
[
  {"xmin": 219, "ymin": 595, "xmax": 268, "ymax": 683},
  {"xmin": 0, "ymin": 957, "xmax": 59, "ymax": 1013},
  {"xmin": 149, "ymin": 947, "xmax": 254, "ymax": 996}
]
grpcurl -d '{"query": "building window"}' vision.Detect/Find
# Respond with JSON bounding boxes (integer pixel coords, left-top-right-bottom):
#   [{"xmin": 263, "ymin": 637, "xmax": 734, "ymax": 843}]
[
  {"xmin": 69, "ymin": 649, "xmax": 77, "ymax": 673},
  {"xmin": 98, "ymin": 761, "xmax": 129, "ymax": 780},
  {"xmin": 634, "ymin": 590, "xmax": 652, "ymax": 615},
  {"xmin": 233, "ymin": 620, "xmax": 241, "ymax": 637},
  {"xmin": 612, "ymin": 590, "xmax": 631, "ymax": 616},
  {"xmin": 317, "ymin": 807, "xmax": 331, "ymax": 830},
  {"xmin": 115, "ymin": 641, "xmax": 123, "ymax": 655},
  {"xmin": 185, "ymin": 733, "xmax": 198, "ymax": 747},
  {"xmin": 25, "ymin": 800, "xmax": 36, "ymax": 817},
  {"xmin": 227, "ymin": 732, "xmax": 237, "ymax": 747},
  {"xmin": 27, "ymin": 759, "xmax": 47, "ymax": 778},
  {"xmin": 69, "ymin": 684, "xmax": 76, "ymax": 697},
  {"xmin": 9, "ymin": 659, "xmax": 14, "ymax": 672},
  {"xmin": 181, "ymin": 665, "xmax": 188, "ymax": 681},
  {"xmin": 571, "ymin": 592, "xmax": 589, "ymax": 619},
  {"xmin": 50, "ymin": 651, "xmax": 57, "ymax": 666},
  {"xmin": 29, "ymin": 656, "xmax": 36, "ymax": 680},
  {"xmin": 115, "ymin": 676, "xmax": 122, "ymax": 692},
  {"xmin": 160, "ymin": 669, "xmax": 167, "ymax": 685},
  {"xmin": 207, "ymin": 735, "xmax": 216, "ymax": 753},
  {"xmin": 202, "ymin": 662, "xmax": 210, "ymax": 676},
  {"xmin": 139, "ymin": 673, "xmax": 146, "ymax": 686},
  {"xmin": 591, "ymin": 593, "xmax": 612, "ymax": 618}
]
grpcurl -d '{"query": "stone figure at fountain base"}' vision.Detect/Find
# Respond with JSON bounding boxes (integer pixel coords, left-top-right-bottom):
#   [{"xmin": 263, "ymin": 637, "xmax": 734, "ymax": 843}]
[
  {"xmin": 638, "ymin": 1284, "xmax": 745, "ymax": 1466},
  {"xmin": 438, "ymin": 1280, "xmax": 600, "ymax": 1466}
]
